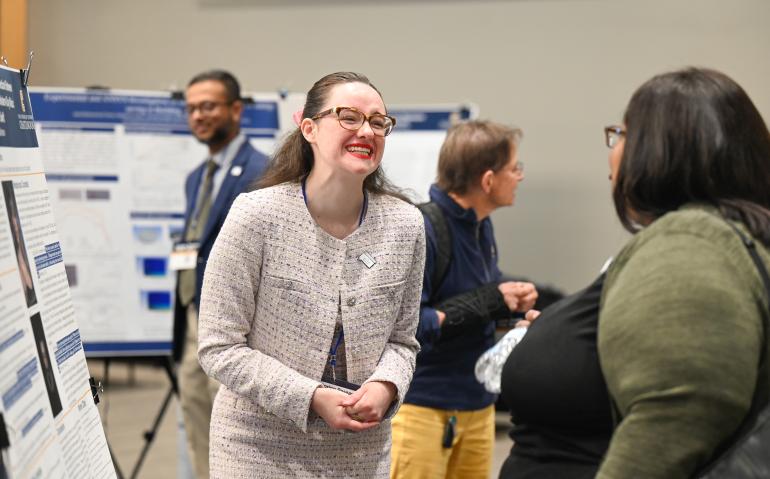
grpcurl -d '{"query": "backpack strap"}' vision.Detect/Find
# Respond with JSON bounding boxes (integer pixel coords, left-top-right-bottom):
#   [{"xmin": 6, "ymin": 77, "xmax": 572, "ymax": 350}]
[{"xmin": 417, "ymin": 202, "xmax": 452, "ymax": 304}]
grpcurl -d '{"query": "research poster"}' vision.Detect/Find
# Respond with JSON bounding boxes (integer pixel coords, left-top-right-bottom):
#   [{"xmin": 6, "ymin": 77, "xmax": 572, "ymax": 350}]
[
  {"xmin": 382, "ymin": 105, "xmax": 476, "ymax": 202},
  {"xmin": 0, "ymin": 66, "xmax": 115, "ymax": 479},
  {"xmin": 26, "ymin": 85, "xmax": 467, "ymax": 357},
  {"xmin": 28, "ymin": 88, "xmax": 280, "ymax": 356}
]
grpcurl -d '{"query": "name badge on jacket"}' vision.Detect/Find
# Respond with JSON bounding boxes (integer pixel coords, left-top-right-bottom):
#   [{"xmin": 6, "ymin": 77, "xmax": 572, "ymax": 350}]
[{"xmin": 169, "ymin": 242, "xmax": 200, "ymax": 270}]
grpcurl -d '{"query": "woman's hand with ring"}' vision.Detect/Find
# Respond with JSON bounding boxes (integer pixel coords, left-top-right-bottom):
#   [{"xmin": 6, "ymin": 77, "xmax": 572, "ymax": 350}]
[
  {"xmin": 310, "ymin": 387, "xmax": 378, "ymax": 432},
  {"xmin": 341, "ymin": 381, "xmax": 397, "ymax": 424}
]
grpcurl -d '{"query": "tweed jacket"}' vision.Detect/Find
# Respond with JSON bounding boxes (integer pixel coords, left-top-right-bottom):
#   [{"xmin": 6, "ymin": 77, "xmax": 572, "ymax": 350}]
[{"xmin": 198, "ymin": 181, "xmax": 425, "ymax": 478}]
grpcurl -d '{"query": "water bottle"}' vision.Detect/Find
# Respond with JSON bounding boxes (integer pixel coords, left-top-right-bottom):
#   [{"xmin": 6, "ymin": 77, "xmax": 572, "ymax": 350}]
[{"xmin": 474, "ymin": 327, "xmax": 527, "ymax": 393}]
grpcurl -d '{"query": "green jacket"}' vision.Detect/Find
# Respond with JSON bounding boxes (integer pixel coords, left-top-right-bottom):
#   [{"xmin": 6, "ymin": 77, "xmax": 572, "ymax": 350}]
[{"xmin": 597, "ymin": 204, "xmax": 770, "ymax": 479}]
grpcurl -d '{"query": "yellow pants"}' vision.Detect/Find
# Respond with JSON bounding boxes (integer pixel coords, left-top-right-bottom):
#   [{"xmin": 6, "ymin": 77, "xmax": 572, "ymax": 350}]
[{"xmin": 390, "ymin": 403, "xmax": 495, "ymax": 479}]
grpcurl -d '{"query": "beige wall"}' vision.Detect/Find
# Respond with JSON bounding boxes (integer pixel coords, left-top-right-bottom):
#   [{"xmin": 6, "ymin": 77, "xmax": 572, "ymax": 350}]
[{"xmin": 28, "ymin": 0, "xmax": 770, "ymax": 292}]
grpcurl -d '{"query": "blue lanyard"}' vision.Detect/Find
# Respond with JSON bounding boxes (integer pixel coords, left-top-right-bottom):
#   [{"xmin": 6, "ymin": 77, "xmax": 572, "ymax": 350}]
[
  {"xmin": 301, "ymin": 178, "xmax": 366, "ymax": 381},
  {"xmin": 328, "ymin": 329, "xmax": 344, "ymax": 381},
  {"xmin": 301, "ymin": 177, "xmax": 368, "ymax": 227}
]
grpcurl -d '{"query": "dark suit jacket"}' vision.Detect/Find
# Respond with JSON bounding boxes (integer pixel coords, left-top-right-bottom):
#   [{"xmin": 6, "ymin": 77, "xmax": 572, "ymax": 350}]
[{"xmin": 172, "ymin": 140, "xmax": 268, "ymax": 360}]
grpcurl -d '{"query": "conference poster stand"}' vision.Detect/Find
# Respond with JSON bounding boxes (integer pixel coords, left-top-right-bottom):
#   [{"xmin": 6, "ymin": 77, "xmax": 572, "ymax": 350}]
[
  {"xmin": 26, "ymin": 86, "xmax": 282, "ymax": 477},
  {"xmin": 0, "ymin": 63, "xmax": 116, "ymax": 478}
]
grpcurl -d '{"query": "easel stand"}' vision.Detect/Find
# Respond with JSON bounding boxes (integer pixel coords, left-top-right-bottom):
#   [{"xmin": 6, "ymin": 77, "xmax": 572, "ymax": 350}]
[
  {"xmin": 89, "ymin": 363, "xmax": 125, "ymax": 479},
  {"xmin": 130, "ymin": 357, "xmax": 178, "ymax": 479},
  {"xmin": 107, "ymin": 442, "xmax": 125, "ymax": 479},
  {"xmin": 99, "ymin": 356, "xmax": 178, "ymax": 479}
]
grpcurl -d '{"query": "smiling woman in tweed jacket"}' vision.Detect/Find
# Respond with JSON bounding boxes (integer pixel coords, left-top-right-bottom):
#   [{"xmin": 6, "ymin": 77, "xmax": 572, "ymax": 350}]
[{"xmin": 197, "ymin": 72, "xmax": 425, "ymax": 478}]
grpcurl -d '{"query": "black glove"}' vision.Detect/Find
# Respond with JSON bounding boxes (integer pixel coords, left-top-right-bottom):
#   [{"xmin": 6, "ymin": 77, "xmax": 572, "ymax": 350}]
[{"xmin": 436, "ymin": 283, "xmax": 510, "ymax": 340}]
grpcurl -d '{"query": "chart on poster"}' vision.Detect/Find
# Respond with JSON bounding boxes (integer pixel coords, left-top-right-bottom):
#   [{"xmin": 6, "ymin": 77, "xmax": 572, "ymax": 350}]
[{"xmin": 0, "ymin": 65, "xmax": 115, "ymax": 479}]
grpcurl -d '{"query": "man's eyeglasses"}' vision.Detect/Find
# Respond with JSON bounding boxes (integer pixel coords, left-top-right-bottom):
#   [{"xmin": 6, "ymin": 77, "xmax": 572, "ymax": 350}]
[
  {"xmin": 185, "ymin": 101, "xmax": 231, "ymax": 116},
  {"xmin": 312, "ymin": 106, "xmax": 396, "ymax": 137},
  {"xmin": 513, "ymin": 161, "xmax": 524, "ymax": 175},
  {"xmin": 604, "ymin": 125, "xmax": 626, "ymax": 148}
]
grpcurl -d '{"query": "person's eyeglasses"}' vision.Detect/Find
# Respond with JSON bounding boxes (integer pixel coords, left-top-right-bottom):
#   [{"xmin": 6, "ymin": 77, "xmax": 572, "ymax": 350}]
[
  {"xmin": 604, "ymin": 125, "xmax": 626, "ymax": 148},
  {"xmin": 185, "ymin": 101, "xmax": 231, "ymax": 116},
  {"xmin": 312, "ymin": 106, "xmax": 396, "ymax": 137},
  {"xmin": 513, "ymin": 161, "xmax": 524, "ymax": 175}
]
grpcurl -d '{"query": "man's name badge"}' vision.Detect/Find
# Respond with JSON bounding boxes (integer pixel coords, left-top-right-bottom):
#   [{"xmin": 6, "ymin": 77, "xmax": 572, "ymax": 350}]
[
  {"xmin": 358, "ymin": 253, "xmax": 376, "ymax": 269},
  {"xmin": 169, "ymin": 242, "xmax": 200, "ymax": 271}
]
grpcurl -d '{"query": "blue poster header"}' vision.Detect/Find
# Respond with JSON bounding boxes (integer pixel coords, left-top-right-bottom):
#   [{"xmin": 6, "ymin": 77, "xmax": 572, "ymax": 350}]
[
  {"xmin": 29, "ymin": 90, "xmax": 279, "ymax": 137},
  {"xmin": 0, "ymin": 67, "xmax": 38, "ymax": 148},
  {"xmin": 389, "ymin": 107, "xmax": 473, "ymax": 131}
]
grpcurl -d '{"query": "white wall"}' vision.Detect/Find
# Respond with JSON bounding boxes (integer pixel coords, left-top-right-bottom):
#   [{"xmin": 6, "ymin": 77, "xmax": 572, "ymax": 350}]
[{"xmin": 28, "ymin": 0, "xmax": 770, "ymax": 292}]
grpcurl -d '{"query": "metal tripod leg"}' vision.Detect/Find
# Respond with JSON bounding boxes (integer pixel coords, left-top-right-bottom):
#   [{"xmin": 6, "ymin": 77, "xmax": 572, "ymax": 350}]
[
  {"xmin": 129, "ymin": 357, "xmax": 177, "ymax": 479},
  {"xmin": 102, "ymin": 359, "xmax": 125, "ymax": 479},
  {"xmin": 108, "ymin": 440, "xmax": 125, "ymax": 479}
]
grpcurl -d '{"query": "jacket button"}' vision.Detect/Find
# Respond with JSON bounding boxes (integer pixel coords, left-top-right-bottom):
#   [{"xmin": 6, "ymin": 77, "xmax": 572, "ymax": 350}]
[{"xmin": 346, "ymin": 297, "xmax": 356, "ymax": 307}]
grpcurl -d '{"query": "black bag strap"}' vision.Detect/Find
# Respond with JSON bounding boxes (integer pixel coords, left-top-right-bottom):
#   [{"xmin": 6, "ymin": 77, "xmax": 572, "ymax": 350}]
[
  {"xmin": 417, "ymin": 202, "xmax": 452, "ymax": 303},
  {"xmin": 725, "ymin": 223, "xmax": 770, "ymax": 310},
  {"xmin": 723, "ymin": 221, "xmax": 770, "ymax": 374},
  {"xmin": 696, "ymin": 220, "xmax": 770, "ymax": 476}
]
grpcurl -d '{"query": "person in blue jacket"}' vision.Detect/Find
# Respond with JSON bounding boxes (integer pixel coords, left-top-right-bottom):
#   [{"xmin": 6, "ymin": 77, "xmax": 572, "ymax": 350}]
[
  {"xmin": 172, "ymin": 69, "xmax": 268, "ymax": 479},
  {"xmin": 391, "ymin": 120, "xmax": 537, "ymax": 479}
]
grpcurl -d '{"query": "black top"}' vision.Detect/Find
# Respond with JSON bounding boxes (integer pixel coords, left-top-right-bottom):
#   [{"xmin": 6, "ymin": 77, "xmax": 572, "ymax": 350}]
[{"xmin": 499, "ymin": 274, "xmax": 613, "ymax": 479}]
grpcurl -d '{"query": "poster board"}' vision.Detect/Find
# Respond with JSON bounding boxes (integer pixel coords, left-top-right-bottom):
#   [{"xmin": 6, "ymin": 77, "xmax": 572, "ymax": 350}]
[
  {"xmin": 0, "ymin": 66, "xmax": 115, "ymax": 479},
  {"xmin": 382, "ymin": 104, "xmax": 477, "ymax": 202},
  {"xmin": 28, "ymin": 88, "xmax": 280, "ymax": 356},
  {"xmin": 26, "ymin": 87, "xmax": 471, "ymax": 358}
]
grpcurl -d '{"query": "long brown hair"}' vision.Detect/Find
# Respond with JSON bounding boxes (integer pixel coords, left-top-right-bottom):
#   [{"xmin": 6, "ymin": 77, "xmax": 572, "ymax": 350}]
[{"xmin": 255, "ymin": 72, "xmax": 408, "ymax": 201}]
